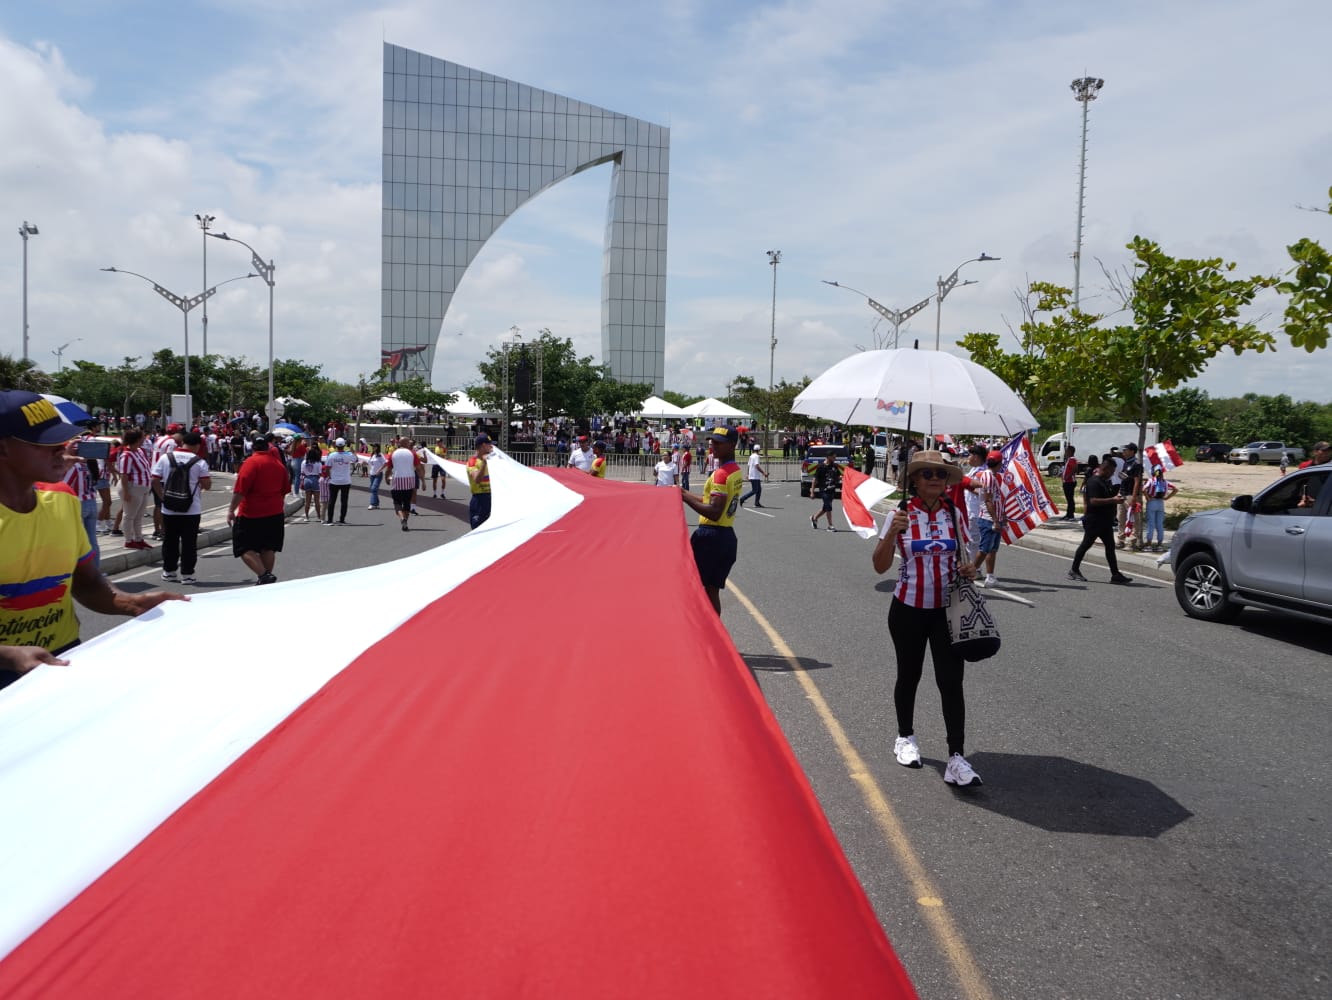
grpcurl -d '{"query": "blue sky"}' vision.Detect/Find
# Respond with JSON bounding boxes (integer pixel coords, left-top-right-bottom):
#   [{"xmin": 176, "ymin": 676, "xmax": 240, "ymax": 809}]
[{"xmin": 2, "ymin": 0, "xmax": 1330, "ymax": 403}]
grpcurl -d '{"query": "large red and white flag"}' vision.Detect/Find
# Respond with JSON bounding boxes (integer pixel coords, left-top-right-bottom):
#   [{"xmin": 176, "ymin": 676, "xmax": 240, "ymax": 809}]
[
  {"xmin": 840, "ymin": 465, "xmax": 898, "ymax": 538},
  {"xmin": 1144, "ymin": 439, "xmax": 1184, "ymax": 470},
  {"xmin": 0, "ymin": 458, "xmax": 916, "ymax": 999},
  {"xmin": 998, "ymin": 431, "xmax": 1059, "ymax": 544}
]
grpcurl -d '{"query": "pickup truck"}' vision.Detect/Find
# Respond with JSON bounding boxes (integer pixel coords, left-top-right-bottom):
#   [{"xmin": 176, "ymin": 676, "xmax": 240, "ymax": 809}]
[{"xmin": 1227, "ymin": 441, "xmax": 1305, "ymax": 466}]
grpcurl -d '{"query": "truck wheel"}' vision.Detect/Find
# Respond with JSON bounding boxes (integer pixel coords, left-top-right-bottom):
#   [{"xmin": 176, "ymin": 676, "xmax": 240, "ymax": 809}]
[
  {"xmin": 1249, "ymin": 454, "xmax": 1260, "ymax": 465},
  {"xmin": 1047, "ymin": 462, "xmax": 1060, "ymax": 477},
  {"xmin": 1174, "ymin": 553, "xmax": 1241, "ymax": 623}
]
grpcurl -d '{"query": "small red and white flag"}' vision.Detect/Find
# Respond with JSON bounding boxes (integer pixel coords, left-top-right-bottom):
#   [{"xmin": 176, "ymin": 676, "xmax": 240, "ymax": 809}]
[
  {"xmin": 1144, "ymin": 439, "xmax": 1184, "ymax": 470},
  {"xmin": 840, "ymin": 465, "xmax": 898, "ymax": 539}
]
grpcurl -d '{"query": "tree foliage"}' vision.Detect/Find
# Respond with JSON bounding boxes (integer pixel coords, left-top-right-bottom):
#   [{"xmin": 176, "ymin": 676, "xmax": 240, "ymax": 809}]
[
  {"xmin": 469, "ymin": 331, "xmax": 650, "ymax": 420},
  {"xmin": 0, "ymin": 354, "xmax": 54, "ymax": 392}
]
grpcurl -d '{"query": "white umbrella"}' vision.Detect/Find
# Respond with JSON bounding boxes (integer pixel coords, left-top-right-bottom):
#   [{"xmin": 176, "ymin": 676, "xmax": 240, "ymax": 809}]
[
  {"xmin": 682, "ymin": 397, "xmax": 751, "ymax": 419},
  {"xmin": 792, "ymin": 349, "xmax": 1036, "ymax": 436},
  {"xmin": 637, "ymin": 395, "xmax": 690, "ymax": 419}
]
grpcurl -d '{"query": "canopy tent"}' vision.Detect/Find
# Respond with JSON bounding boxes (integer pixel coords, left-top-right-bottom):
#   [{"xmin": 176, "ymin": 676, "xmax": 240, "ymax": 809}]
[
  {"xmin": 362, "ymin": 395, "xmax": 420, "ymax": 414},
  {"xmin": 445, "ymin": 390, "xmax": 500, "ymax": 418},
  {"xmin": 636, "ymin": 395, "xmax": 690, "ymax": 419},
  {"xmin": 681, "ymin": 398, "xmax": 752, "ymax": 420}
]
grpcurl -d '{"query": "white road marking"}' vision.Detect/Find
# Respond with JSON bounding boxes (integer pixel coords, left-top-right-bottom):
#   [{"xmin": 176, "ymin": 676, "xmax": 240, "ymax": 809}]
[
  {"xmin": 743, "ymin": 508, "xmax": 776, "ymax": 518},
  {"xmin": 977, "ymin": 587, "xmax": 1035, "ymax": 607}
]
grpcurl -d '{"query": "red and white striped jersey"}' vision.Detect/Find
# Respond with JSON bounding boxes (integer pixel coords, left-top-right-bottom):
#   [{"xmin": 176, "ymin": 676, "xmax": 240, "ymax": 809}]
[
  {"xmin": 151, "ymin": 436, "xmax": 177, "ymax": 467},
  {"xmin": 881, "ymin": 498, "xmax": 969, "ymax": 609},
  {"xmin": 62, "ymin": 461, "xmax": 96, "ymax": 502},
  {"xmin": 117, "ymin": 447, "xmax": 152, "ymax": 487}
]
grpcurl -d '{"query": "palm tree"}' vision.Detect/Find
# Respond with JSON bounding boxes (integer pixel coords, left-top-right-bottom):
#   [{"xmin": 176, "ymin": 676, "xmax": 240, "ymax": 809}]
[{"xmin": 0, "ymin": 353, "xmax": 54, "ymax": 392}]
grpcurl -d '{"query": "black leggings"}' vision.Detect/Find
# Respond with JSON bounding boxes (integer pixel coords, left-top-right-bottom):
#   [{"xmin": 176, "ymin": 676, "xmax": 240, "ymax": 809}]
[
  {"xmin": 887, "ymin": 599, "xmax": 966, "ymax": 757},
  {"xmin": 1071, "ymin": 518, "xmax": 1120, "ymax": 574},
  {"xmin": 1062, "ymin": 481, "xmax": 1076, "ymax": 516}
]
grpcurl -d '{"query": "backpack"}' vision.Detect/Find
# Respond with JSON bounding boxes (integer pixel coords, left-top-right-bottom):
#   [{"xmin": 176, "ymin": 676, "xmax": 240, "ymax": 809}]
[{"xmin": 162, "ymin": 453, "xmax": 201, "ymax": 512}]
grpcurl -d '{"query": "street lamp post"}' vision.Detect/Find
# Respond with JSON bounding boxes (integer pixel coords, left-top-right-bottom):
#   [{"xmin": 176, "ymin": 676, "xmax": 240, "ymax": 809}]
[
  {"xmin": 208, "ymin": 231, "xmax": 276, "ymax": 424},
  {"xmin": 1067, "ymin": 76, "xmax": 1105, "ymax": 445},
  {"xmin": 101, "ymin": 267, "xmax": 256, "ymax": 405},
  {"xmin": 821, "ymin": 280, "xmax": 932, "ymax": 350},
  {"xmin": 52, "ymin": 338, "xmax": 81, "ymax": 373},
  {"xmin": 766, "ymin": 250, "xmax": 781, "ymax": 453},
  {"xmin": 934, "ymin": 253, "xmax": 1000, "ymax": 350},
  {"xmin": 196, "ymin": 214, "xmax": 215, "ymax": 357},
  {"xmin": 19, "ymin": 222, "xmax": 38, "ymax": 361}
]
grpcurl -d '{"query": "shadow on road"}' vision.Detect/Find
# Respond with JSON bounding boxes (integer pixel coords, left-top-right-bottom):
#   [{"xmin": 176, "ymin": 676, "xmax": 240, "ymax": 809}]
[
  {"xmin": 742, "ymin": 654, "xmax": 833, "ymax": 674},
  {"xmin": 1235, "ymin": 610, "xmax": 1332, "ymax": 655},
  {"xmin": 935, "ymin": 752, "xmax": 1193, "ymax": 838}
]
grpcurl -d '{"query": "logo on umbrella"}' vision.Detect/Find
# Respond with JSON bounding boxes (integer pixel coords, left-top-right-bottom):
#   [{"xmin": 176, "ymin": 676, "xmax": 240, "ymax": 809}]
[{"xmin": 875, "ymin": 399, "xmax": 908, "ymax": 415}]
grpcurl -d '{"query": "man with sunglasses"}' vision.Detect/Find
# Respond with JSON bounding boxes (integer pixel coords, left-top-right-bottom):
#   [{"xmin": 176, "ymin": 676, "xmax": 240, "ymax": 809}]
[{"xmin": 0, "ymin": 391, "xmax": 186, "ymax": 690}]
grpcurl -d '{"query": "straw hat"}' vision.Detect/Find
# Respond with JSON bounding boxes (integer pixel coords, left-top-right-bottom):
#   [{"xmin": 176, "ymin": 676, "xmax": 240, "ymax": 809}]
[{"xmin": 905, "ymin": 449, "xmax": 964, "ymax": 485}]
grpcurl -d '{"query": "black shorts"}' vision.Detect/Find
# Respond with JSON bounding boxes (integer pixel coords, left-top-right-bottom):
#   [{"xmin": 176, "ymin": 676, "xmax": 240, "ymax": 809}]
[
  {"xmin": 820, "ymin": 490, "xmax": 834, "ymax": 512},
  {"xmin": 391, "ymin": 488, "xmax": 413, "ymax": 512},
  {"xmin": 690, "ymin": 525, "xmax": 737, "ymax": 589},
  {"xmin": 233, "ymin": 513, "xmax": 285, "ymax": 557},
  {"xmin": 430, "ymin": 465, "xmax": 443, "ymax": 478}
]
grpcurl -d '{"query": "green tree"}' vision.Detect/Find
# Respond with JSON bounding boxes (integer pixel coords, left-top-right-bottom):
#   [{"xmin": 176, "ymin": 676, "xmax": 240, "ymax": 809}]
[
  {"xmin": 470, "ymin": 331, "xmax": 648, "ymax": 420},
  {"xmin": 1279, "ymin": 186, "xmax": 1332, "ymax": 352},
  {"xmin": 394, "ymin": 377, "xmax": 457, "ymax": 414},
  {"xmin": 1151, "ymin": 388, "xmax": 1218, "ymax": 446},
  {"xmin": 660, "ymin": 389, "xmax": 703, "ymax": 408},
  {"xmin": 0, "ymin": 354, "xmax": 54, "ymax": 392}
]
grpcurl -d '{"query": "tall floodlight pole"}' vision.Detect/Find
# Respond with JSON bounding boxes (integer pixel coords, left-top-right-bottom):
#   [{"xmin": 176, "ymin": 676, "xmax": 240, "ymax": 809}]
[
  {"xmin": 766, "ymin": 250, "xmax": 781, "ymax": 453},
  {"xmin": 821, "ymin": 281, "xmax": 932, "ymax": 349},
  {"xmin": 19, "ymin": 222, "xmax": 38, "ymax": 361},
  {"xmin": 209, "ymin": 231, "xmax": 276, "ymax": 424},
  {"xmin": 1068, "ymin": 76, "xmax": 1105, "ymax": 444},
  {"xmin": 196, "ymin": 214, "xmax": 215, "ymax": 357},
  {"xmin": 52, "ymin": 338, "xmax": 81, "ymax": 373},
  {"xmin": 934, "ymin": 253, "xmax": 1000, "ymax": 350},
  {"xmin": 101, "ymin": 267, "xmax": 256, "ymax": 403}
]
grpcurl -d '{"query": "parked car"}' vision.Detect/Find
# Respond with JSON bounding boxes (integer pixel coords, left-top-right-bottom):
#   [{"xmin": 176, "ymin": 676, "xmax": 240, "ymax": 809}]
[
  {"xmin": 1227, "ymin": 441, "xmax": 1305, "ymax": 466},
  {"xmin": 799, "ymin": 444, "xmax": 851, "ymax": 498},
  {"xmin": 1194, "ymin": 442, "xmax": 1233, "ymax": 463},
  {"xmin": 1170, "ymin": 465, "xmax": 1331, "ymax": 624}
]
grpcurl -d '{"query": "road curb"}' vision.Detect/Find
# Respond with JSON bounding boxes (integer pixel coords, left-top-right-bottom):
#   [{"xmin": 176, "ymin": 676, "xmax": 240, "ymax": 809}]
[
  {"xmin": 97, "ymin": 495, "xmax": 307, "ymax": 576},
  {"xmin": 1015, "ymin": 526, "xmax": 1176, "ymax": 583}
]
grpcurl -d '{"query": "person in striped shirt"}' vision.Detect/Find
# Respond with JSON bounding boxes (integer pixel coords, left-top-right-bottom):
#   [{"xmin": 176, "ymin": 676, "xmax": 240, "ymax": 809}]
[
  {"xmin": 872, "ymin": 450, "xmax": 983, "ymax": 788},
  {"xmin": 116, "ymin": 428, "xmax": 154, "ymax": 549},
  {"xmin": 388, "ymin": 438, "xmax": 419, "ymax": 531}
]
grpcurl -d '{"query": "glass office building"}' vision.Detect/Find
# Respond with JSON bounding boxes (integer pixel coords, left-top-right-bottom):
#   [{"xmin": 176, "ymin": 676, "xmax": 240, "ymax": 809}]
[{"xmin": 382, "ymin": 43, "xmax": 669, "ymax": 391}]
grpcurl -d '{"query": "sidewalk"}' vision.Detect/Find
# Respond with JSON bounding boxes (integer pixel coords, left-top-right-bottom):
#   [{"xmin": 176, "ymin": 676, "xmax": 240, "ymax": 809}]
[
  {"xmin": 95, "ymin": 472, "xmax": 305, "ymax": 576},
  {"xmin": 1015, "ymin": 517, "xmax": 1175, "ymax": 583}
]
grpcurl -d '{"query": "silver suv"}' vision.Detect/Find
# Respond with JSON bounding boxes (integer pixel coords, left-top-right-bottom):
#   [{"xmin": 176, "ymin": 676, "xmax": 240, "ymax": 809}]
[{"xmin": 1171, "ymin": 465, "xmax": 1331, "ymax": 624}]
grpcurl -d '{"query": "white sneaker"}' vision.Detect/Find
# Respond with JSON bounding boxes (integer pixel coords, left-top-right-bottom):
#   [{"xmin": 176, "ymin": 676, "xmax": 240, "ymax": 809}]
[
  {"xmin": 984, "ymin": 574, "xmax": 997, "ymax": 588},
  {"xmin": 944, "ymin": 753, "xmax": 983, "ymax": 787},
  {"xmin": 893, "ymin": 735, "xmax": 922, "ymax": 769},
  {"xmin": 180, "ymin": 575, "xmax": 197, "ymax": 585},
  {"xmin": 160, "ymin": 570, "xmax": 179, "ymax": 582}
]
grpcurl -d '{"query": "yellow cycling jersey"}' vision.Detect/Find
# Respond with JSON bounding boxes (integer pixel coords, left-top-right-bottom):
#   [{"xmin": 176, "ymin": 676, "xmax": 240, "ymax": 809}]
[{"xmin": 699, "ymin": 461, "xmax": 743, "ymax": 527}]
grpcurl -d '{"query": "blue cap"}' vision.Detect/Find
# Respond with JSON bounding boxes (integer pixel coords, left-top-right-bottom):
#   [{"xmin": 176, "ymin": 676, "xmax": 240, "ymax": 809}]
[{"xmin": 0, "ymin": 391, "xmax": 81, "ymax": 445}]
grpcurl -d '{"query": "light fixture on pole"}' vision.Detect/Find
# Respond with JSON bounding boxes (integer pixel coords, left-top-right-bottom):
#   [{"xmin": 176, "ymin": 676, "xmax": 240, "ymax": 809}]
[
  {"xmin": 208, "ymin": 231, "xmax": 276, "ymax": 424},
  {"xmin": 101, "ymin": 267, "xmax": 256, "ymax": 403},
  {"xmin": 766, "ymin": 250, "xmax": 781, "ymax": 452},
  {"xmin": 934, "ymin": 253, "xmax": 1000, "ymax": 350},
  {"xmin": 51, "ymin": 338, "xmax": 81, "ymax": 373},
  {"xmin": 821, "ymin": 280, "xmax": 932, "ymax": 350},
  {"xmin": 1067, "ymin": 76, "xmax": 1105, "ymax": 447},
  {"xmin": 19, "ymin": 221, "xmax": 38, "ymax": 361},
  {"xmin": 195, "ymin": 214, "xmax": 215, "ymax": 357}
]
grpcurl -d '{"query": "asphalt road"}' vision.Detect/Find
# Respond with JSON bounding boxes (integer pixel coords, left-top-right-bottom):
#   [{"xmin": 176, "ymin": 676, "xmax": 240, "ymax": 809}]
[{"xmin": 83, "ymin": 480, "xmax": 1330, "ymax": 1000}]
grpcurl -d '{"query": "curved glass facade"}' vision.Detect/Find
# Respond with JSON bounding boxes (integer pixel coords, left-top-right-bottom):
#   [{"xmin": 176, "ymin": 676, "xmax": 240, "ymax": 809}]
[{"xmin": 382, "ymin": 43, "xmax": 669, "ymax": 391}]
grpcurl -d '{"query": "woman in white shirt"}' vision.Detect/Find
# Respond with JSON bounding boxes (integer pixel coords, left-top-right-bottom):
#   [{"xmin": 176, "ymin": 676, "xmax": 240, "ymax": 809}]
[{"xmin": 366, "ymin": 444, "xmax": 389, "ymax": 509}]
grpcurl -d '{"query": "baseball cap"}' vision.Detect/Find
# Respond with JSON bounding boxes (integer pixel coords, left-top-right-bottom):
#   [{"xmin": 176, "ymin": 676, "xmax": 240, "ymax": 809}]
[
  {"xmin": 335, "ymin": 437, "xmax": 347, "ymax": 446},
  {"xmin": 251, "ymin": 436, "xmax": 270, "ymax": 450},
  {"xmin": 475, "ymin": 433, "xmax": 492, "ymax": 446},
  {"xmin": 0, "ymin": 391, "xmax": 82, "ymax": 445},
  {"xmin": 708, "ymin": 426, "xmax": 739, "ymax": 445},
  {"xmin": 1123, "ymin": 442, "xmax": 1138, "ymax": 451},
  {"xmin": 592, "ymin": 440, "xmax": 606, "ymax": 451},
  {"xmin": 987, "ymin": 449, "xmax": 1002, "ymax": 463}
]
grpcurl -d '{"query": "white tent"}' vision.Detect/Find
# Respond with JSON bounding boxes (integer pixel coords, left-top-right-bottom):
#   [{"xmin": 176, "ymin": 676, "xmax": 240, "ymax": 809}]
[
  {"xmin": 362, "ymin": 395, "xmax": 419, "ymax": 413},
  {"xmin": 637, "ymin": 395, "xmax": 690, "ymax": 419},
  {"xmin": 682, "ymin": 398, "xmax": 752, "ymax": 420},
  {"xmin": 445, "ymin": 390, "xmax": 499, "ymax": 418}
]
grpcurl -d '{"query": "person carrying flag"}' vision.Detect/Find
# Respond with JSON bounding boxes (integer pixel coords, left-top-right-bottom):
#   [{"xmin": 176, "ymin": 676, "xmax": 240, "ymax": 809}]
[
  {"xmin": 466, "ymin": 434, "xmax": 493, "ymax": 529},
  {"xmin": 681, "ymin": 427, "xmax": 743, "ymax": 616}
]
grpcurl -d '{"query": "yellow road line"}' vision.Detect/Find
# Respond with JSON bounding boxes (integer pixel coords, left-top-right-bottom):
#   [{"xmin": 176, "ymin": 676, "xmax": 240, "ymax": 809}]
[{"xmin": 730, "ymin": 582, "xmax": 995, "ymax": 1000}]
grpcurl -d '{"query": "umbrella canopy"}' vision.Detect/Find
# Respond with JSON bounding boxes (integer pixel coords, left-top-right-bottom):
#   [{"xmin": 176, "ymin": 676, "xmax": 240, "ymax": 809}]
[
  {"xmin": 682, "ymin": 398, "xmax": 752, "ymax": 420},
  {"xmin": 636, "ymin": 395, "xmax": 690, "ymax": 419},
  {"xmin": 274, "ymin": 422, "xmax": 305, "ymax": 435},
  {"xmin": 792, "ymin": 349, "xmax": 1037, "ymax": 436},
  {"xmin": 41, "ymin": 394, "xmax": 96, "ymax": 426},
  {"xmin": 275, "ymin": 396, "xmax": 309, "ymax": 407}
]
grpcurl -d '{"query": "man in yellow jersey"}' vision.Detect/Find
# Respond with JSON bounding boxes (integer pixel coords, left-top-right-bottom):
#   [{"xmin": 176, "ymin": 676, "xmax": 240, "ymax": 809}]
[
  {"xmin": 680, "ymin": 426, "xmax": 743, "ymax": 615},
  {"xmin": 430, "ymin": 438, "xmax": 448, "ymax": 497},
  {"xmin": 589, "ymin": 440, "xmax": 608, "ymax": 478},
  {"xmin": 0, "ymin": 390, "xmax": 186, "ymax": 689},
  {"xmin": 466, "ymin": 433, "xmax": 493, "ymax": 529}
]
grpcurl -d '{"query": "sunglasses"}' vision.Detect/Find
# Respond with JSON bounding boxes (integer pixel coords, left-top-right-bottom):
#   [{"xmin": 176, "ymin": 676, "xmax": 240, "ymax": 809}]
[{"xmin": 916, "ymin": 469, "xmax": 950, "ymax": 481}]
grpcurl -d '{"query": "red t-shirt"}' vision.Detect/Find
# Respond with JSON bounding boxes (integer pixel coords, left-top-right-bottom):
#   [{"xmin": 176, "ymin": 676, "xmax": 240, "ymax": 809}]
[{"xmin": 233, "ymin": 449, "xmax": 290, "ymax": 517}]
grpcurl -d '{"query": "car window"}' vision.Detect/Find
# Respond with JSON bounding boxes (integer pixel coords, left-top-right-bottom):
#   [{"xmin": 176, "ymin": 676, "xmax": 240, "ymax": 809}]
[{"xmin": 1253, "ymin": 471, "xmax": 1329, "ymax": 516}]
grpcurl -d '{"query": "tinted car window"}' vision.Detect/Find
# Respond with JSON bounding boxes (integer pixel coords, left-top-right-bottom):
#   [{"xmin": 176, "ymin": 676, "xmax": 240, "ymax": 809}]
[{"xmin": 1253, "ymin": 471, "xmax": 1329, "ymax": 516}]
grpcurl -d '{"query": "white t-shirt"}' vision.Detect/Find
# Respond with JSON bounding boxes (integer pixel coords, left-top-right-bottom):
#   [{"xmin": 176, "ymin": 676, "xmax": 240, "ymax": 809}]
[
  {"xmin": 389, "ymin": 447, "xmax": 418, "ymax": 489},
  {"xmin": 368, "ymin": 454, "xmax": 389, "ymax": 476},
  {"xmin": 569, "ymin": 445, "xmax": 594, "ymax": 473},
  {"xmin": 963, "ymin": 466, "xmax": 985, "ymax": 523},
  {"xmin": 152, "ymin": 451, "xmax": 210, "ymax": 517},
  {"xmin": 654, "ymin": 459, "xmax": 678, "ymax": 486},
  {"xmin": 323, "ymin": 450, "xmax": 356, "ymax": 486},
  {"xmin": 747, "ymin": 453, "xmax": 762, "ymax": 478}
]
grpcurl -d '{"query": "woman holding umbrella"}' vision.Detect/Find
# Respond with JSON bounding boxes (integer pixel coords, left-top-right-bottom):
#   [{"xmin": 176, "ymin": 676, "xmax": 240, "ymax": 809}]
[{"xmin": 871, "ymin": 450, "xmax": 983, "ymax": 788}]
